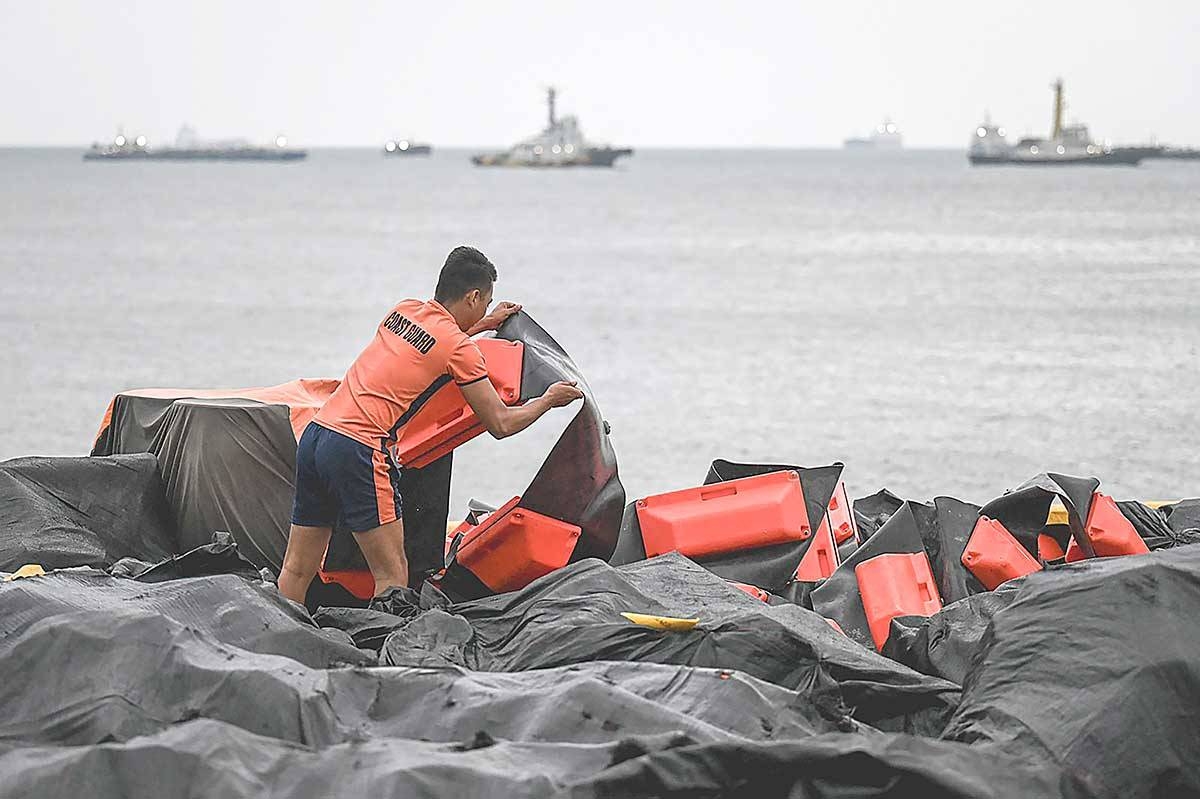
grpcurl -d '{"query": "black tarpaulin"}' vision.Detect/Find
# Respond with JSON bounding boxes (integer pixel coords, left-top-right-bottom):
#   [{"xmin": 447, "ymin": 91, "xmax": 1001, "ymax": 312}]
[
  {"xmin": 129, "ymin": 531, "xmax": 263, "ymax": 583},
  {"xmin": 616, "ymin": 550, "xmax": 959, "ymax": 732},
  {"xmin": 91, "ymin": 380, "xmax": 339, "ymax": 573},
  {"xmin": 91, "ymin": 380, "xmax": 337, "ymax": 459},
  {"xmin": 0, "ymin": 569, "xmax": 368, "ymax": 668},
  {"xmin": 0, "ymin": 552, "xmax": 969, "ymax": 798},
  {"xmin": 0, "ymin": 454, "xmax": 175, "ymax": 573},
  {"xmin": 496, "ymin": 312, "xmax": 625, "ymax": 561},
  {"xmin": 1119, "ymin": 499, "xmax": 1200, "ymax": 550},
  {"xmin": 883, "ymin": 588, "xmax": 1019, "ymax": 685},
  {"xmin": 558, "ymin": 735, "xmax": 1085, "ymax": 799},
  {"xmin": 0, "ymin": 719, "xmax": 694, "ymax": 799},
  {"xmin": 93, "ymin": 395, "xmax": 308, "ymax": 571},
  {"xmin": 149, "ymin": 398, "xmax": 297, "ymax": 568},
  {"xmin": 383, "ymin": 555, "xmax": 960, "ymax": 734},
  {"xmin": 853, "ymin": 488, "xmax": 905, "ymax": 540},
  {"xmin": 0, "ymin": 596, "xmax": 845, "ymax": 749},
  {"xmin": 943, "ymin": 545, "xmax": 1200, "ymax": 798},
  {"xmin": 92, "ymin": 391, "xmax": 184, "ymax": 456},
  {"xmin": 920, "ymin": 497, "xmax": 987, "ymax": 604},
  {"xmin": 0, "ymin": 712, "xmax": 1086, "ymax": 799},
  {"xmin": 3, "ymin": 456, "xmax": 1200, "ymax": 796},
  {"xmin": 1162, "ymin": 499, "xmax": 1200, "ymax": 535},
  {"xmin": 311, "ymin": 603, "xmax": 421, "ymax": 652}
]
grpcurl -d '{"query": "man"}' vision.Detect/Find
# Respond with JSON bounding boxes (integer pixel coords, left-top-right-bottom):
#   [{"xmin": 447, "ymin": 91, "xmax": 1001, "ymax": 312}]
[{"xmin": 278, "ymin": 246, "xmax": 583, "ymax": 605}]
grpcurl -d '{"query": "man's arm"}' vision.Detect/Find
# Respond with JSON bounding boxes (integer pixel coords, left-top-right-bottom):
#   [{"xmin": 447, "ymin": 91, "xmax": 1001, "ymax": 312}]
[
  {"xmin": 461, "ymin": 378, "xmax": 583, "ymax": 439},
  {"xmin": 467, "ymin": 302, "xmax": 522, "ymax": 336}
]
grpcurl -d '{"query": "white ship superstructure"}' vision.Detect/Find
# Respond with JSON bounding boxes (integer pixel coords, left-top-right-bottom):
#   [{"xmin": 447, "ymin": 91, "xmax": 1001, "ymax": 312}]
[
  {"xmin": 969, "ymin": 117, "xmax": 1014, "ymax": 162},
  {"xmin": 472, "ymin": 88, "xmax": 633, "ymax": 167},
  {"xmin": 844, "ymin": 120, "xmax": 903, "ymax": 150}
]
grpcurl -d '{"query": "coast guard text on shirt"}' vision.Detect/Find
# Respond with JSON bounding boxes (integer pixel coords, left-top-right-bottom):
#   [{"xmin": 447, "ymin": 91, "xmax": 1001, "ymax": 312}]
[{"xmin": 382, "ymin": 311, "xmax": 436, "ymax": 355}]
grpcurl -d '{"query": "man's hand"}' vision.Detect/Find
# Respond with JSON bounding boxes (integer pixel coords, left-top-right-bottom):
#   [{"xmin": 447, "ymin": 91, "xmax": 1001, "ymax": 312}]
[
  {"xmin": 543, "ymin": 380, "xmax": 584, "ymax": 408},
  {"xmin": 473, "ymin": 301, "xmax": 522, "ymax": 333},
  {"xmin": 462, "ymin": 377, "xmax": 583, "ymax": 439}
]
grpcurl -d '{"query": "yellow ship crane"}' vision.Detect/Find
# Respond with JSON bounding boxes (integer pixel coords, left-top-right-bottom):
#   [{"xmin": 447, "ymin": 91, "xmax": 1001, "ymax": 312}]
[{"xmin": 1051, "ymin": 78, "xmax": 1065, "ymax": 140}]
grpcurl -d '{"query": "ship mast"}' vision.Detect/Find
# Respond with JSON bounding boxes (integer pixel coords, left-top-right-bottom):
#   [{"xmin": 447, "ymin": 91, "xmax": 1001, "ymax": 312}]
[
  {"xmin": 1051, "ymin": 78, "xmax": 1064, "ymax": 139},
  {"xmin": 547, "ymin": 86, "xmax": 557, "ymax": 128}
]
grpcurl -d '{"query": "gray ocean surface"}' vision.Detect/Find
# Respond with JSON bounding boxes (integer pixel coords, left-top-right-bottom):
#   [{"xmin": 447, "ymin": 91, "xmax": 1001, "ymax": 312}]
[{"xmin": 1, "ymin": 147, "xmax": 1198, "ymax": 512}]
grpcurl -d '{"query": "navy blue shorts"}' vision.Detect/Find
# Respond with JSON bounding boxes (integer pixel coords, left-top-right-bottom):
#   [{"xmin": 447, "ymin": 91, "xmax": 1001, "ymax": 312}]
[{"xmin": 291, "ymin": 422, "xmax": 402, "ymax": 532}]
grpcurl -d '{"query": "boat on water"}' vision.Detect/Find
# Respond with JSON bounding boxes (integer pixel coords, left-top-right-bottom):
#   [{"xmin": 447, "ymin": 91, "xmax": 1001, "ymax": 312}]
[
  {"xmin": 384, "ymin": 139, "xmax": 432, "ymax": 156},
  {"xmin": 84, "ymin": 126, "xmax": 307, "ymax": 161},
  {"xmin": 471, "ymin": 88, "xmax": 633, "ymax": 167},
  {"xmin": 968, "ymin": 80, "xmax": 1141, "ymax": 166},
  {"xmin": 844, "ymin": 120, "xmax": 903, "ymax": 150}
]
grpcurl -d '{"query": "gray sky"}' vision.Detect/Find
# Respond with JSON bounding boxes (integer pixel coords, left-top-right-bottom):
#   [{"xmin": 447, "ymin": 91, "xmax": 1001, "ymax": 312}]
[{"xmin": 3, "ymin": 0, "xmax": 1197, "ymax": 148}]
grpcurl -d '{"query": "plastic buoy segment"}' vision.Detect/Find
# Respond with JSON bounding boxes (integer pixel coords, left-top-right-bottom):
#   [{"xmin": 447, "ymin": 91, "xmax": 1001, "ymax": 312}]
[
  {"xmin": 855, "ymin": 552, "xmax": 943, "ymax": 651},
  {"xmin": 962, "ymin": 516, "xmax": 1042, "ymax": 590},
  {"xmin": 635, "ymin": 470, "xmax": 812, "ymax": 559}
]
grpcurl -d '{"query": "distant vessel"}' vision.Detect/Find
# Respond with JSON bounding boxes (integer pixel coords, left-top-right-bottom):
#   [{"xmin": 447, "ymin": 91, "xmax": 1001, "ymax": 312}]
[
  {"xmin": 384, "ymin": 139, "xmax": 432, "ymax": 156},
  {"xmin": 471, "ymin": 88, "xmax": 633, "ymax": 167},
  {"xmin": 844, "ymin": 120, "xmax": 903, "ymax": 150},
  {"xmin": 968, "ymin": 117, "xmax": 1013, "ymax": 162},
  {"xmin": 84, "ymin": 126, "xmax": 306, "ymax": 161},
  {"xmin": 968, "ymin": 80, "xmax": 1141, "ymax": 166}
]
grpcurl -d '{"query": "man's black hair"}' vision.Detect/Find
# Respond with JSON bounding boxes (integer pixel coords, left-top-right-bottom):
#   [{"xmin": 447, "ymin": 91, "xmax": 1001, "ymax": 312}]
[{"xmin": 434, "ymin": 246, "xmax": 497, "ymax": 304}]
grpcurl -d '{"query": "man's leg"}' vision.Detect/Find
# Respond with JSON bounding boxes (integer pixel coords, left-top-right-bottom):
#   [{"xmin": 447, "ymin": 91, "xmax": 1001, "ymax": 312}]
[
  {"xmin": 278, "ymin": 524, "xmax": 332, "ymax": 605},
  {"xmin": 352, "ymin": 518, "xmax": 409, "ymax": 595}
]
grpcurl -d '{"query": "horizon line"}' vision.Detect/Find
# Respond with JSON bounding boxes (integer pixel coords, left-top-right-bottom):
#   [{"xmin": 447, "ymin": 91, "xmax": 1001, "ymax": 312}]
[{"xmin": 0, "ymin": 143, "xmax": 974, "ymax": 151}]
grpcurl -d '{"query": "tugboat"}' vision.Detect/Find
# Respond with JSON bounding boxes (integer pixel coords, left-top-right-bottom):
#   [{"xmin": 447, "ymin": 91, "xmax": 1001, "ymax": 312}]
[
  {"xmin": 844, "ymin": 119, "xmax": 903, "ymax": 150},
  {"xmin": 968, "ymin": 80, "xmax": 1141, "ymax": 166},
  {"xmin": 383, "ymin": 139, "xmax": 432, "ymax": 156},
  {"xmin": 84, "ymin": 126, "xmax": 307, "ymax": 161},
  {"xmin": 471, "ymin": 88, "xmax": 633, "ymax": 167}
]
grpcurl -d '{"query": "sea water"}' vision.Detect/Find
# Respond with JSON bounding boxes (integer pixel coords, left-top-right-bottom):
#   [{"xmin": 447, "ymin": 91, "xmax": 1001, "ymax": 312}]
[{"xmin": 1, "ymin": 147, "xmax": 1197, "ymax": 510}]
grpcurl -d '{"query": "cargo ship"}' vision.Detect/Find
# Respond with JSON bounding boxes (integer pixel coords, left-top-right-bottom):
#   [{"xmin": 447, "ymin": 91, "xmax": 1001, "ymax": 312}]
[
  {"xmin": 383, "ymin": 139, "xmax": 432, "ymax": 156},
  {"xmin": 968, "ymin": 80, "xmax": 1142, "ymax": 166},
  {"xmin": 844, "ymin": 120, "xmax": 903, "ymax": 150},
  {"xmin": 84, "ymin": 126, "xmax": 307, "ymax": 161},
  {"xmin": 471, "ymin": 88, "xmax": 633, "ymax": 167}
]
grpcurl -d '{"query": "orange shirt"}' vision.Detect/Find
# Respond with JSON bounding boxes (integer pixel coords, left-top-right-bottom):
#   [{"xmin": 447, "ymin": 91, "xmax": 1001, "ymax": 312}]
[{"xmin": 314, "ymin": 299, "xmax": 487, "ymax": 449}]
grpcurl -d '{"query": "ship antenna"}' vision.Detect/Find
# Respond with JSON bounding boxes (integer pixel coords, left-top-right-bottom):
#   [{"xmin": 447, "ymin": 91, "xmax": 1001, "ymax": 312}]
[
  {"xmin": 1051, "ymin": 78, "xmax": 1064, "ymax": 139},
  {"xmin": 547, "ymin": 86, "xmax": 557, "ymax": 128}
]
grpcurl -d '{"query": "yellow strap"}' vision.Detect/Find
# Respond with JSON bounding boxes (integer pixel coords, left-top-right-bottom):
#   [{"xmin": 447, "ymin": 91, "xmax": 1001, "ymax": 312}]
[
  {"xmin": 621, "ymin": 612, "xmax": 699, "ymax": 631},
  {"xmin": 4, "ymin": 564, "xmax": 46, "ymax": 581}
]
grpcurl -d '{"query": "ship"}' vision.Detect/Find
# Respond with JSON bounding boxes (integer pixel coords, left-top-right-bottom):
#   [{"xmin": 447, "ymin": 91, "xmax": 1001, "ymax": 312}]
[
  {"xmin": 84, "ymin": 126, "xmax": 307, "ymax": 161},
  {"xmin": 968, "ymin": 80, "xmax": 1141, "ymax": 166},
  {"xmin": 383, "ymin": 139, "xmax": 432, "ymax": 156},
  {"xmin": 844, "ymin": 119, "xmax": 903, "ymax": 150},
  {"xmin": 471, "ymin": 88, "xmax": 633, "ymax": 167}
]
